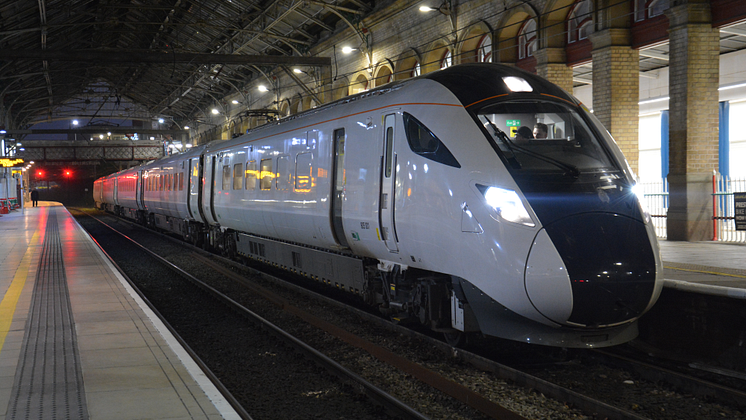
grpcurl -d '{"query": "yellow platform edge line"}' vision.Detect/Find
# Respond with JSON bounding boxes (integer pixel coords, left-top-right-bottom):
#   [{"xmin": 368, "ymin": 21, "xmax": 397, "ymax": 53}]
[{"xmin": 0, "ymin": 231, "xmax": 40, "ymax": 354}]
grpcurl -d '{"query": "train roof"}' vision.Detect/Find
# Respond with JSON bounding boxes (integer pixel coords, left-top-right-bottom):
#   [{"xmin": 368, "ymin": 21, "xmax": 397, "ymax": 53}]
[{"xmin": 423, "ymin": 63, "xmax": 580, "ymax": 110}]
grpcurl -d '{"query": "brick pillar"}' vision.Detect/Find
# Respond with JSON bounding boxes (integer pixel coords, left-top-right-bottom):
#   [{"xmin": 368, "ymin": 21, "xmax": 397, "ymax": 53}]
[
  {"xmin": 534, "ymin": 48, "xmax": 574, "ymax": 94},
  {"xmin": 589, "ymin": 29, "xmax": 640, "ymax": 175},
  {"xmin": 665, "ymin": 1, "xmax": 719, "ymax": 241}
]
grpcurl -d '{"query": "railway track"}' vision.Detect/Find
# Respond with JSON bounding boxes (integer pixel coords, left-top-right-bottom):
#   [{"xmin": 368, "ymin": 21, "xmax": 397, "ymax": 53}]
[{"xmin": 72, "ymin": 208, "xmax": 746, "ymax": 419}]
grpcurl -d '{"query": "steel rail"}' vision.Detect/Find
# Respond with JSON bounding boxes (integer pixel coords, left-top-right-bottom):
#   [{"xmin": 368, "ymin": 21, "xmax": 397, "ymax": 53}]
[
  {"xmin": 83, "ymin": 208, "xmax": 652, "ymax": 420},
  {"xmin": 191, "ymin": 253, "xmax": 527, "ymax": 420},
  {"xmin": 76, "ymin": 210, "xmax": 430, "ymax": 420},
  {"xmin": 70, "ymin": 209, "xmax": 253, "ymax": 420},
  {"xmin": 200, "ymin": 244, "xmax": 654, "ymax": 420}
]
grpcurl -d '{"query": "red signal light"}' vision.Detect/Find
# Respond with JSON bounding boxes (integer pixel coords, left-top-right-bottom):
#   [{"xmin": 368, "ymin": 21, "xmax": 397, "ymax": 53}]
[
  {"xmin": 36, "ymin": 170, "xmax": 44, "ymax": 177},
  {"xmin": 64, "ymin": 169, "xmax": 72, "ymax": 177}
]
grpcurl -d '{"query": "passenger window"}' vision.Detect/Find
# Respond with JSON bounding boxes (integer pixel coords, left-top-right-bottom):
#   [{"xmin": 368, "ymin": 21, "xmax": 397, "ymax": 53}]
[
  {"xmin": 233, "ymin": 163, "xmax": 243, "ymax": 190},
  {"xmin": 179, "ymin": 172, "xmax": 184, "ymax": 191},
  {"xmin": 277, "ymin": 156, "xmax": 291, "ymax": 191},
  {"xmin": 295, "ymin": 152, "xmax": 313, "ymax": 192},
  {"xmin": 222, "ymin": 165, "xmax": 231, "ymax": 190},
  {"xmin": 402, "ymin": 112, "xmax": 461, "ymax": 168},
  {"xmin": 260, "ymin": 159, "xmax": 273, "ymax": 190},
  {"xmin": 246, "ymin": 160, "xmax": 257, "ymax": 190}
]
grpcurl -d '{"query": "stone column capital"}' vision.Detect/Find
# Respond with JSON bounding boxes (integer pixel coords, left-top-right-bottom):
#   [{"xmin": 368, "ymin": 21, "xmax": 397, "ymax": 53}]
[
  {"xmin": 666, "ymin": 1, "xmax": 712, "ymax": 28},
  {"xmin": 533, "ymin": 48, "xmax": 567, "ymax": 66},
  {"xmin": 588, "ymin": 28, "xmax": 631, "ymax": 50}
]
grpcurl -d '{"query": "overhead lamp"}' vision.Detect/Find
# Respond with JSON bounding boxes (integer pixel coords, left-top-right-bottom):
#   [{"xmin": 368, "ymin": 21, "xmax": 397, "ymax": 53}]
[
  {"xmin": 419, "ymin": 1, "xmax": 451, "ymax": 14},
  {"xmin": 257, "ymin": 85, "xmax": 268, "ymax": 92},
  {"xmin": 184, "ymin": 125, "xmax": 190, "ymax": 130},
  {"xmin": 232, "ymin": 100, "xmax": 239, "ymax": 104},
  {"xmin": 341, "ymin": 46, "xmax": 355, "ymax": 54},
  {"xmin": 293, "ymin": 68, "xmax": 303, "ymax": 74},
  {"xmin": 71, "ymin": 120, "xmax": 78, "ymax": 126},
  {"xmin": 107, "ymin": 132, "xmax": 112, "ymax": 136},
  {"xmin": 158, "ymin": 118, "xmax": 165, "ymax": 124},
  {"xmin": 211, "ymin": 108, "xmax": 220, "ymax": 114}
]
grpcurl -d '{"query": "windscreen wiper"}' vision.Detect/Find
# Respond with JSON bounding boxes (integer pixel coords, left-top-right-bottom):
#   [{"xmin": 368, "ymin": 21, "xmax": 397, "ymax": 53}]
[
  {"xmin": 481, "ymin": 116, "xmax": 521, "ymax": 169},
  {"xmin": 481, "ymin": 116, "xmax": 579, "ymax": 178}
]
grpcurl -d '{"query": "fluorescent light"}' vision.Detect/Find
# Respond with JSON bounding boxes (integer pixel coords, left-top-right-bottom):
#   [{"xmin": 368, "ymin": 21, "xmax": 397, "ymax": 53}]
[
  {"xmin": 211, "ymin": 108, "xmax": 220, "ymax": 114},
  {"xmin": 258, "ymin": 85, "xmax": 268, "ymax": 92},
  {"xmin": 719, "ymin": 82, "xmax": 746, "ymax": 91},
  {"xmin": 232, "ymin": 100, "xmax": 239, "ymax": 104},
  {"xmin": 638, "ymin": 96, "xmax": 669, "ymax": 105},
  {"xmin": 419, "ymin": 6, "xmax": 435, "ymax": 12}
]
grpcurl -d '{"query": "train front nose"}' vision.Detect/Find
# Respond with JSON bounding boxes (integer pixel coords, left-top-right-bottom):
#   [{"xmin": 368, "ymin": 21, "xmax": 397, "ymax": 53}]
[{"xmin": 525, "ymin": 213, "xmax": 658, "ymax": 327}]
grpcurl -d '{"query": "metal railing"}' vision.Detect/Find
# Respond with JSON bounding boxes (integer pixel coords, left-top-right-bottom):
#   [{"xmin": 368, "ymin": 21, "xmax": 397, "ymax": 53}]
[
  {"xmin": 637, "ymin": 175, "xmax": 746, "ymax": 243},
  {"xmin": 638, "ymin": 178, "xmax": 669, "ymax": 239},
  {"xmin": 713, "ymin": 173, "xmax": 746, "ymax": 243}
]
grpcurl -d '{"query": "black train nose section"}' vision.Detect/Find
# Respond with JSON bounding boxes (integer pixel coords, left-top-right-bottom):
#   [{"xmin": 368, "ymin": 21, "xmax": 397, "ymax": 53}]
[{"xmin": 544, "ymin": 213, "xmax": 657, "ymax": 326}]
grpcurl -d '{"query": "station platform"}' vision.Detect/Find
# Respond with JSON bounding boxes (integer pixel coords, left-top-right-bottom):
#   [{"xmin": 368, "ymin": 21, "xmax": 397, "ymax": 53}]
[
  {"xmin": 0, "ymin": 203, "xmax": 239, "ymax": 420},
  {"xmin": 660, "ymin": 240, "xmax": 746, "ymax": 298}
]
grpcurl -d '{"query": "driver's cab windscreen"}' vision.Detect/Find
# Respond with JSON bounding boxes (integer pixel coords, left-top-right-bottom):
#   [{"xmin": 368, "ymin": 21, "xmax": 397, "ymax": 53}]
[{"xmin": 479, "ymin": 101, "xmax": 616, "ymax": 172}]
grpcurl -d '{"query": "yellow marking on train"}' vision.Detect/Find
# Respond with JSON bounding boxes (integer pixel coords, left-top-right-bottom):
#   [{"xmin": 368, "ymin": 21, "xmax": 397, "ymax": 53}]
[
  {"xmin": 664, "ymin": 265, "xmax": 746, "ymax": 280},
  {"xmin": 0, "ymin": 231, "xmax": 40, "ymax": 354},
  {"xmin": 375, "ymin": 228, "xmax": 381, "ymax": 241}
]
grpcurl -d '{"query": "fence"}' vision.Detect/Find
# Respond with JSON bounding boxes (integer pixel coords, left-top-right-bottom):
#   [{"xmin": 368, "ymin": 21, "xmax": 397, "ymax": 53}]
[
  {"xmin": 638, "ymin": 175, "xmax": 746, "ymax": 243},
  {"xmin": 638, "ymin": 178, "xmax": 669, "ymax": 239},
  {"xmin": 713, "ymin": 173, "xmax": 746, "ymax": 243}
]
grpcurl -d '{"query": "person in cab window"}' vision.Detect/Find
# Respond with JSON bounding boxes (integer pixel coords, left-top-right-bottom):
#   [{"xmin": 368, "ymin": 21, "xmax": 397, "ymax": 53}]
[
  {"xmin": 533, "ymin": 123, "xmax": 548, "ymax": 139},
  {"xmin": 514, "ymin": 126, "xmax": 533, "ymax": 142}
]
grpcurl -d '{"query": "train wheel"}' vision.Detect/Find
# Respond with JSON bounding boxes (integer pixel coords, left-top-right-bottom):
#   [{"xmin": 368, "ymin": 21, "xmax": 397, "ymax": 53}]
[{"xmin": 444, "ymin": 331, "xmax": 466, "ymax": 347}]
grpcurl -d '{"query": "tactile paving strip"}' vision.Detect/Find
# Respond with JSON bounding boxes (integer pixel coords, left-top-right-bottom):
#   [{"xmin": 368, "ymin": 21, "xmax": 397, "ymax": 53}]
[{"xmin": 7, "ymin": 212, "xmax": 89, "ymax": 419}]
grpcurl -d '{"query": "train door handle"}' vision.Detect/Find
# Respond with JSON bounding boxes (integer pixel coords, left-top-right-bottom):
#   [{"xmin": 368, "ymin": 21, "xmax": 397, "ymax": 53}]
[{"xmin": 381, "ymin": 193, "xmax": 388, "ymax": 209}]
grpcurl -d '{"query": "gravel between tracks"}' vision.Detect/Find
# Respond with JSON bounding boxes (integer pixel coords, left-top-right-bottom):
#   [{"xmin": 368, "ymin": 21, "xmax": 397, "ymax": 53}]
[{"xmin": 78, "ymin": 212, "xmax": 746, "ymax": 420}]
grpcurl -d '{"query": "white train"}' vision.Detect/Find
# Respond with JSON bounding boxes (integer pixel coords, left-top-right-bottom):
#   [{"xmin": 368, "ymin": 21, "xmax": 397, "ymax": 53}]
[{"xmin": 94, "ymin": 63, "xmax": 663, "ymax": 348}]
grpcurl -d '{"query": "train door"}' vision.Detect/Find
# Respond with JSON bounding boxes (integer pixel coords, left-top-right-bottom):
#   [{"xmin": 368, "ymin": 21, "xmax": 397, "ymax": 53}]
[
  {"xmin": 330, "ymin": 128, "xmax": 349, "ymax": 248},
  {"xmin": 136, "ymin": 170, "xmax": 144, "ymax": 210},
  {"xmin": 201, "ymin": 155, "xmax": 219, "ymax": 224},
  {"xmin": 379, "ymin": 113, "xmax": 399, "ymax": 253},
  {"xmin": 113, "ymin": 176, "xmax": 120, "ymax": 207},
  {"xmin": 187, "ymin": 157, "xmax": 205, "ymax": 221}
]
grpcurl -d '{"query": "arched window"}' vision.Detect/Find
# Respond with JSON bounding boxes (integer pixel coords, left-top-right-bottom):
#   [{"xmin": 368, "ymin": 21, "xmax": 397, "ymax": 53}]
[
  {"xmin": 478, "ymin": 35, "xmax": 492, "ymax": 63},
  {"xmin": 411, "ymin": 61, "xmax": 421, "ymax": 77},
  {"xmin": 440, "ymin": 50, "xmax": 452, "ymax": 69},
  {"xmin": 568, "ymin": 0, "xmax": 593, "ymax": 44},
  {"xmin": 518, "ymin": 19, "xmax": 537, "ymax": 60},
  {"xmin": 635, "ymin": 0, "xmax": 669, "ymax": 21}
]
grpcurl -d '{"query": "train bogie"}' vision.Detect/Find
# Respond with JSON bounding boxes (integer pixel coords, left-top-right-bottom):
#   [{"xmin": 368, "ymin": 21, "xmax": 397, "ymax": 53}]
[{"xmin": 95, "ymin": 63, "xmax": 663, "ymax": 348}]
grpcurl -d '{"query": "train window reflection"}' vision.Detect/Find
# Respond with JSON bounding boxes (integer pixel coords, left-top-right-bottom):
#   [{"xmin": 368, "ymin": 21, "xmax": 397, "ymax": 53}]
[
  {"xmin": 478, "ymin": 101, "xmax": 615, "ymax": 172},
  {"xmin": 295, "ymin": 152, "xmax": 313, "ymax": 192},
  {"xmin": 260, "ymin": 159, "xmax": 273, "ymax": 190},
  {"xmin": 222, "ymin": 165, "xmax": 231, "ymax": 190},
  {"xmin": 246, "ymin": 160, "xmax": 257, "ymax": 190},
  {"xmin": 402, "ymin": 112, "xmax": 460, "ymax": 168},
  {"xmin": 233, "ymin": 163, "xmax": 243, "ymax": 190}
]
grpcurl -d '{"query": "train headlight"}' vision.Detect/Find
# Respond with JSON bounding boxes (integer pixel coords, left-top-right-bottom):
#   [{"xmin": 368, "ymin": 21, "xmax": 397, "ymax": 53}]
[
  {"xmin": 632, "ymin": 184, "xmax": 652, "ymax": 225},
  {"xmin": 478, "ymin": 185, "xmax": 535, "ymax": 227}
]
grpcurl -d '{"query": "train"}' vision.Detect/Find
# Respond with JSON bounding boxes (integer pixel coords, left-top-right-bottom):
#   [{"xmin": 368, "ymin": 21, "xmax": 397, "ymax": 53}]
[{"xmin": 94, "ymin": 63, "xmax": 663, "ymax": 348}]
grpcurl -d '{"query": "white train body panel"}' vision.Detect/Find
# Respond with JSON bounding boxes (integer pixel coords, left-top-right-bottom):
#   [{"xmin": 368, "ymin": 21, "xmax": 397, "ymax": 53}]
[{"xmin": 95, "ymin": 64, "xmax": 664, "ymax": 348}]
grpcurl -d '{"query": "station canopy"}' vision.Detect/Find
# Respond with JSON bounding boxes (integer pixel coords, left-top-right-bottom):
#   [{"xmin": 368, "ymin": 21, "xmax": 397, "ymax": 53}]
[{"xmin": 0, "ymin": 0, "xmax": 370, "ymax": 131}]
